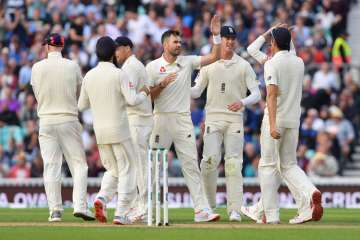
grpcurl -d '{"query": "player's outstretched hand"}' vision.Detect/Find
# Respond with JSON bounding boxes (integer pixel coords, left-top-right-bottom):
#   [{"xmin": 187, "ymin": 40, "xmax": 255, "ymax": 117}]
[
  {"xmin": 227, "ymin": 101, "xmax": 244, "ymax": 112},
  {"xmin": 160, "ymin": 73, "xmax": 177, "ymax": 88},
  {"xmin": 210, "ymin": 15, "xmax": 221, "ymax": 35}
]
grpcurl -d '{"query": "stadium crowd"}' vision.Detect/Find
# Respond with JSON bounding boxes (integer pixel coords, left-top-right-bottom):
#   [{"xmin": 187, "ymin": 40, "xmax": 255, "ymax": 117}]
[{"xmin": 0, "ymin": 0, "xmax": 359, "ymax": 179}]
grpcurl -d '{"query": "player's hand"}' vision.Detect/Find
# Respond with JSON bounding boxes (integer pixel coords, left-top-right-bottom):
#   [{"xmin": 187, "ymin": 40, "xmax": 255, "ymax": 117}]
[
  {"xmin": 263, "ymin": 22, "xmax": 282, "ymax": 40},
  {"xmin": 227, "ymin": 101, "xmax": 244, "ymax": 112},
  {"xmin": 160, "ymin": 73, "xmax": 177, "ymax": 88},
  {"xmin": 140, "ymin": 86, "xmax": 150, "ymax": 96},
  {"xmin": 270, "ymin": 127, "xmax": 281, "ymax": 139},
  {"xmin": 210, "ymin": 15, "xmax": 221, "ymax": 35}
]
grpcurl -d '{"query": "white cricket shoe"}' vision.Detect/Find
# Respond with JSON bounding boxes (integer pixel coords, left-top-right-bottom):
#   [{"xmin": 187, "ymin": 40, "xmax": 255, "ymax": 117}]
[
  {"xmin": 289, "ymin": 190, "xmax": 323, "ymax": 224},
  {"xmin": 48, "ymin": 211, "xmax": 62, "ymax": 222},
  {"xmin": 94, "ymin": 198, "xmax": 107, "ymax": 223},
  {"xmin": 229, "ymin": 210, "xmax": 242, "ymax": 222},
  {"xmin": 113, "ymin": 216, "xmax": 133, "ymax": 225},
  {"xmin": 240, "ymin": 205, "xmax": 262, "ymax": 223},
  {"xmin": 194, "ymin": 208, "xmax": 220, "ymax": 222},
  {"xmin": 73, "ymin": 209, "xmax": 95, "ymax": 221}
]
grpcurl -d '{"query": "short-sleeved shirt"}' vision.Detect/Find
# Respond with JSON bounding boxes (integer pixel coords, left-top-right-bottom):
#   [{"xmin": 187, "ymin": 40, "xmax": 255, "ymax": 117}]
[
  {"xmin": 195, "ymin": 53, "xmax": 258, "ymax": 122},
  {"xmin": 146, "ymin": 55, "xmax": 201, "ymax": 114},
  {"xmin": 31, "ymin": 51, "xmax": 82, "ymax": 125},
  {"xmin": 264, "ymin": 50, "xmax": 304, "ymax": 128}
]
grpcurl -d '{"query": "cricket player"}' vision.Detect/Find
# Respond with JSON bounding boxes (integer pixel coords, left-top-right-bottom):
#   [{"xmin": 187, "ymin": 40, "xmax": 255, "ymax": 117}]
[
  {"xmin": 191, "ymin": 26, "xmax": 261, "ymax": 221},
  {"xmin": 78, "ymin": 36, "xmax": 150, "ymax": 225},
  {"xmin": 257, "ymin": 27, "xmax": 323, "ymax": 224},
  {"xmin": 92, "ymin": 36, "xmax": 153, "ymax": 223},
  {"xmin": 31, "ymin": 33, "xmax": 95, "ymax": 222},
  {"xmin": 145, "ymin": 15, "xmax": 222, "ymax": 222},
  {"xmin": 241, "ymin": 23, "xmax": 296, "ymax": 223}
]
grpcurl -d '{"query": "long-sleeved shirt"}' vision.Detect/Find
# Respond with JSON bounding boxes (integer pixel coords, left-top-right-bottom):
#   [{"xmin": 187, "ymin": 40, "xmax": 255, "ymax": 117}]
[
  {"xmin": 247, "ymin": 35, "xmax": 296, "ymax": 64},
  {"xmin": 78, "ymin": 61, "xmax": 147, "ymax": 144},
  {"xmin": 191, "ymin": 53, "xmax": 260, "ymax": 123},
  {"xmin": 31, "ymin": 51, "xmax": 82, "ymax": 125},
  {"xmin": 121, "ymin": 55, "xmax": 153, "ymax": 126}
]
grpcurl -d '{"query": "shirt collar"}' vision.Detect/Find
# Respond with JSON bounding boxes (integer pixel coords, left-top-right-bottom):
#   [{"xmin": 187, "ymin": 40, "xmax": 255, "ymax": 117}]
[
  {"xmin": 159, "ymin": 55, "xmax": 183, "ymax": 68},
  {"xmin": 47, "ymin": 51, "xmax": 62, "ymax": 58},
  {"xmin": 97, "ymin": 61, "xmax": 116, "ymax": 67},
  {"xmin": 218, "ymin": 53, "xmax": 238, "ymax": 64},
  {"xmin": 123, "ymin": 54, "xmax": 135, "ymax": 67},
  {"xmin": 273, "ymin": 50, "xmax": 289, "ymax": 58}
]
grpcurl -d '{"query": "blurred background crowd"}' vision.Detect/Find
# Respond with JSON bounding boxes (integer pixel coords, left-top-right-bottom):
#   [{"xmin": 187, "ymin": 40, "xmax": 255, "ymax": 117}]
[{"xmin": 0, "ymin": 0, "xmax": 359, "ymax": 179}]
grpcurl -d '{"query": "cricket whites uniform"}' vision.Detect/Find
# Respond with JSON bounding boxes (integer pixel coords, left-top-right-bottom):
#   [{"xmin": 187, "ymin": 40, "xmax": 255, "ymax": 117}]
[
  {"xmin": 259, "ymin": 50, "xmax": 319, "ymax": 223},
  {"xmin": 242, "ymin": 35, "xmax": 299, "ymax": 222},
  {"xmin": 122, "ymin": 55, "xmax": 153, "ymax": 214},
  {"xmin": 191, "ymin": 54, "xmax": 260, "ymax": 215},
  {"xmin": 78, "ymin": 61, "xmax": 147, "ymax": 217},
  {"xmin": 31, "ymin": 52, "xmax": 89, "ymax": 215},
  {"xmin": 146, "ymin": 55, "xmax": 210, "ymax": 212}
]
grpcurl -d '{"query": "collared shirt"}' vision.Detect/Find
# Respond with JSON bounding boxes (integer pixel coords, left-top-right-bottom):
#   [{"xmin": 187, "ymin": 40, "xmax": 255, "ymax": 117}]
[
  {"xmin": 192, "ymin": 53, "xmax": 258, "ymax": 123},
  {"xmin": 264, "ymin": 50, "xmax": 304, "ymax": 128},
  {"xmin": 31, "ymin": 51, "xmax": 82, "ymax": 125},
  {"xmin": 122, "ymin": 55, "xmax": 153, "ymax": 125},
  {"xmin": 78, "ymin": 61, "xmax": 147, "ymax": 144},
  {"xmin": 146, "ymin": 55, "xmax": 201, "ymax": 114}
]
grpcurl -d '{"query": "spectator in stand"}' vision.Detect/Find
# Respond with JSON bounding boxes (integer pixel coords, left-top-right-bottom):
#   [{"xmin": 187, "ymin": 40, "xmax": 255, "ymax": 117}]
[
  {"xmin": 30, "ymin": 153, "xmax": 43, "ymax": 178},
  {"xmin": 307, "ymin": 132, "xmax": 338, "ymax": 177},
  {"xmin": 8, "ymin": 151, "xmax": 30, "ymax": 178},
  {"xmin": 326, "ymin": 106, "xmax": 355, "ymax": 172},
  {"xmin": 0, "ymin": 0, "xmax": 357, "ymax": 178},
  {"xmin": 312, "ymin": 62, "xmax": 340, "ymax": 92}
]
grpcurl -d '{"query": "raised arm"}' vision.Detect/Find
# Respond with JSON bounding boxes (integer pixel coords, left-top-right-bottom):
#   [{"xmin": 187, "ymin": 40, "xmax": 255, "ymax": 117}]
[
  {"xmin": 247, "ymin": 35, "xmax": 268, "ymax": 64},
  {"xmin": 191, "ymin": 68, "xmax": 208, "ymax": 98},
  {"xmin": 200, "ymin": 15, "xmax": 221, "ymax": 67}
]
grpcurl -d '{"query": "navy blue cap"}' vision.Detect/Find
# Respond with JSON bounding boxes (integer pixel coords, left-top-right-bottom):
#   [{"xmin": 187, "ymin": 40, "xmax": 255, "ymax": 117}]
[{"xmin": 220, "ymin": 26, "xmax": 236, "ymax": 38}]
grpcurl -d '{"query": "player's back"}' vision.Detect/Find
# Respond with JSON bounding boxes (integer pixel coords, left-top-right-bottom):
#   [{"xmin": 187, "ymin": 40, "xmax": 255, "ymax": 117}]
[
  {"xmin": 265, "ymin": 51, "xmax": 304, "ymax": 128},
  {"xmin": 82, "ymin": 62, "xmax": 130, "ymax": 143},
  {"xmin": 31, "ymin": 52, "xmax": 81, "ymax": 125}
]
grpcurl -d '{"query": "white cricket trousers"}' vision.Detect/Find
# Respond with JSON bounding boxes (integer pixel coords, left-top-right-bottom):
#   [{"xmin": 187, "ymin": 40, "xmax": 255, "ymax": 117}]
[
  {"xmin": 96, "ymin": 139, "xmax": 137, "ymax": 216},
  {"xmin": 200, "ymin": 120, "xmax": 244, "ymax": 214},
  {"xmin": 39, "ymin": 121, "xmax": 88, "ymax": 213},
  {"xmin": 150, "ymin": 113, "xmax": 209, "ymax": 212},
  {"xmin": 129, "ymin": 123, "xmax": 153, "ymax": 213},
  {"xmin": 258, "ymin": 121, "xmax": 317, "ymax": 222}
]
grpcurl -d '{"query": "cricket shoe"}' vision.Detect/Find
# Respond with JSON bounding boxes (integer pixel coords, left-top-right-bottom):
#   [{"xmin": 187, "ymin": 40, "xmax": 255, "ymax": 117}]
[
  {"xmin": 73, "ymin": 209, "xmax": 95, "ymax": 221},
  {"xmin": 113, "ymin": 216, "xmax": 133, "ymax": 225},
  {"xmin": 240, "ymin": 205, "xmax": 262, "ymax": 223},
  {"xmin": 94, "ymin": 197, "xmax": 107, "ymax": 223},
  {"xmin": 229, "ymin": 210, "xmax": 242, "ymax": 222},
  {"xmin": 289, "ymin": 190, "xmax": 323, "ymax": 224},
  {"xmin": 194, "ymin": 208, "xmax": 220, "ymax": 222},
  {"xmin": 48, "ymin": 211, "xmax": 62, "ymax": 222}
]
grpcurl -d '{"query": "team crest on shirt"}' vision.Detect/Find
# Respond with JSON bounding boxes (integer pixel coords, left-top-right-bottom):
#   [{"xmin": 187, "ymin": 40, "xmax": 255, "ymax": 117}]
[
  {"xmin": 129, "ymin": 82, "xmax": 134, "ymax": 88},
  {"xmin": 160, "ymin": 66, "xmax": 166, "ymax": 73}
]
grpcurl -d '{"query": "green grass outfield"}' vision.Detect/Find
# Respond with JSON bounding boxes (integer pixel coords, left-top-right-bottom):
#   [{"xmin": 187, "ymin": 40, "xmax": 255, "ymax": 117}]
[{"xmin": 0, "ymin": 208, "xmax": 359, "ymax": 240}]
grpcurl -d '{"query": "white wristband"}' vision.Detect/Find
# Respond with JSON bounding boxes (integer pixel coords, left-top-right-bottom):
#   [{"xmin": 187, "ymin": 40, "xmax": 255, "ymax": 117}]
[{"xmin": 213, "ymin": 34, "xmax": 221, "ymax": 44}]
